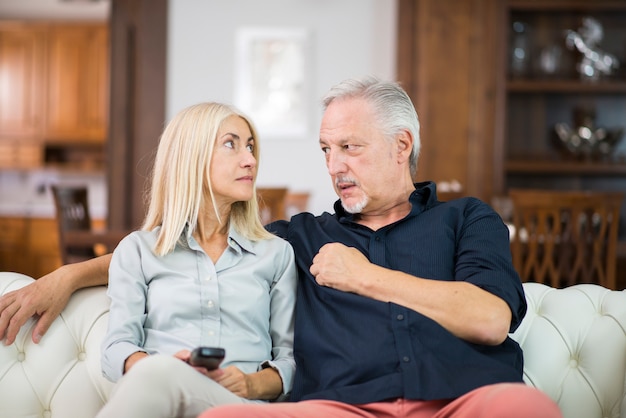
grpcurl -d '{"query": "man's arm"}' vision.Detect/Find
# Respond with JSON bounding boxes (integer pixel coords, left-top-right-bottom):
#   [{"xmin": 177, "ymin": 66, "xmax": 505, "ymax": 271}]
[
  {"xmin": 0, "ymin": 253, "xmax": 112, "ymax": 345},
  {"xmin": 310, "ymin": 243, "xmax": 512, "ymax": 346}
]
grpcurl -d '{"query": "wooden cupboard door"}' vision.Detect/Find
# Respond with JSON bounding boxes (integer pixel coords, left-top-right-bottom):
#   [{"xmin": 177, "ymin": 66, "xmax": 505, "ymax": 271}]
[
  {"xmin": 396, "ymin": 0, "xmax": 500, "ymax": 202},
  {"xmin": 0, "ymin": 217, "xmax": 28, "ymax": 274},
  {"xmin": 26, "ymin": 217, "xmax": 62, "ymax": 278},
  {"xmin": 0, "ymin": 24, "xmax": 45, "ymax": 139},
  {"xmin": 45, "ymin": 24, "xmax": 109, "ymax": 142}
]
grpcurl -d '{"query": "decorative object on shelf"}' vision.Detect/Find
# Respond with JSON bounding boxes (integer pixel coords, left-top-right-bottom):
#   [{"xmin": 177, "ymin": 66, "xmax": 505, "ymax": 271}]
[
  {"xmin": 538, "ymin": 43, "xmax": 563, "ymax": 77},
  {"xmin": 564, "ymin": 17, "xmax": 619, "ymax": 81},
  {"xmin": 553, "ymin": 105, "xmax": 623, "ymax": 159},
  {"xmin": 510, "ymin": 21, "xmax": 531, "ymax": 78}
]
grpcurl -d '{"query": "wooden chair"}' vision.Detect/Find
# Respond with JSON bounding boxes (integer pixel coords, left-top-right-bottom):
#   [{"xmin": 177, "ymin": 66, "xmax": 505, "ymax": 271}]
[
  {"xmin": 257, "ymin": 188, "xmax": 288, "ymax": 225},
  {"xmin": 285, "ymin": 192, "xmax": 310, "ymax": 217},
  {"xmin": 508, "ymin": 189, "xmax": 623, "ymax": 289},
  {"xmin": 51, "ymin": 185, "xmax": 97, "ymax": 264}
]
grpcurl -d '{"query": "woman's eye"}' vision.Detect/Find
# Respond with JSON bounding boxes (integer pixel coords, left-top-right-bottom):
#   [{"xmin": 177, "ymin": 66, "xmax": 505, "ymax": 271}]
[
  {"xmin": 224, "ymin": 140, "xmax": 234, "ymax": 149},
  {"xmin": 246, "ymin": 143, "xmax": 254, "ymax": 152}
]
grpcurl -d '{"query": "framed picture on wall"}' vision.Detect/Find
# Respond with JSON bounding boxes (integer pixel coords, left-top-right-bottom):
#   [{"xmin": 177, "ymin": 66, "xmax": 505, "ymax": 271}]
[{"xmin": 234, "ymin": 27, "xmax": 311, "ymax": 139}]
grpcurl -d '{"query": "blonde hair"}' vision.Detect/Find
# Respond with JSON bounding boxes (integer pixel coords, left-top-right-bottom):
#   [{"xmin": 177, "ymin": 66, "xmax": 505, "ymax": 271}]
[{"xmin": 142, "ymin": 102, "xmax": 272, "ymax": 256}]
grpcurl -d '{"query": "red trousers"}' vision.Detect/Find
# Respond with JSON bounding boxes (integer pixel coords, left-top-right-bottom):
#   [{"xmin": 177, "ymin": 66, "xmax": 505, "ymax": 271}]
[{"xmin": 198, "ymin": 383, "xmax": 562, "ymax": 418}]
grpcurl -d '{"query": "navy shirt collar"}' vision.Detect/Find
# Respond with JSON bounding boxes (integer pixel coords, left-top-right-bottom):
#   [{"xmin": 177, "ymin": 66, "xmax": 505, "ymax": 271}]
[{"xmin": 333, "ymin": 181, "xmax": 438, "ymax": 224}]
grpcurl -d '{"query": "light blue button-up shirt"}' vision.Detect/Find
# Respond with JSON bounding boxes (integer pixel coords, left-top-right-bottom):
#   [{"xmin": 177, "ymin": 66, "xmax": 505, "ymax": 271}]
[{"xmin": 101, "ymin": 224, "xmax": 297, "ymax": 396}]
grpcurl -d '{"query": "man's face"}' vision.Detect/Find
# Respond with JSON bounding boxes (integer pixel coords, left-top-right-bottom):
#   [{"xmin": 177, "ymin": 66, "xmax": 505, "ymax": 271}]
[{"xmin": 319, "ymin": 97, "xmax": 400, "ymax": 214}]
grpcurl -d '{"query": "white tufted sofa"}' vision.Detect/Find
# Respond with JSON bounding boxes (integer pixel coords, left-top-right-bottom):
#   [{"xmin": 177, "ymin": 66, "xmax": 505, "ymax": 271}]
[{"xmin": 0, "ymin": 272, "xmax": 625, "ymax": 418}]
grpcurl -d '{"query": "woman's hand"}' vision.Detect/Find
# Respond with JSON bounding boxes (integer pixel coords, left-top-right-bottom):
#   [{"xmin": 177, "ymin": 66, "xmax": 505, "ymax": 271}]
[{"xmin": 174, "ymin": 349, "xmax": 282, "ymax": 400}]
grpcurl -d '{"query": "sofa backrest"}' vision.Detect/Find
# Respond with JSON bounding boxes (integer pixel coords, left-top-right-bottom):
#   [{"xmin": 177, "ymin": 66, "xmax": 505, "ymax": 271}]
[{"xmin": 0, "ymin": 272, "xmax": 625, "ymax": 418}]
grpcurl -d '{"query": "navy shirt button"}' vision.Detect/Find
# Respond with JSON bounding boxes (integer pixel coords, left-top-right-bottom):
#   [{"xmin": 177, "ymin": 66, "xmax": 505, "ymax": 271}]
[
  {"xmin": 397, "ymin": 314, "xmax": 404, "ymax": 320},
  {"xmin": 403, "ymin": 356, "xmax": 410, "ymax": 363},
  {"xmin": 375, "ymin": 236, "xmax": 380, "ymax": 241}
]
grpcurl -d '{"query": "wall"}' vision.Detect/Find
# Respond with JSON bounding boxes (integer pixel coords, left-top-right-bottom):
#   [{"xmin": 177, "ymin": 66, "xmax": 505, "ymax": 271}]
[{"xmin": 167, "ymin": 0, "xmax": 398, "ymax": 215}]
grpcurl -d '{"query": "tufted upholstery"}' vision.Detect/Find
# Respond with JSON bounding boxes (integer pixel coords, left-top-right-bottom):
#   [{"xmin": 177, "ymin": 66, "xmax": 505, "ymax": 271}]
[
  {"xmin": 0, "ymin": 272, "xmax": 625, "ymax": 418},
  {"xmin": 0, "ymin": 272, "xmax": 113, "ymax": 418},
  {"xmin": 511, "ymin": 282, "xmax": 626, "ymax": 418}
]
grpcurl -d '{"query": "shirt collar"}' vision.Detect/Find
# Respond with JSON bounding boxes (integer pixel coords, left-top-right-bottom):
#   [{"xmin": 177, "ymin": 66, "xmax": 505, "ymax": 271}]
[{"xmin": 182, "ymin": 222, "xmax": 257, "ymax": 256}]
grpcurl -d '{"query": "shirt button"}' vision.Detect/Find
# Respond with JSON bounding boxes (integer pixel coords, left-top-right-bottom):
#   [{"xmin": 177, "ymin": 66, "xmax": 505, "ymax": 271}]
[
  {"xmin": 403, "ymin": 356, "xmax": 410, "ymax": 363},
  {"xmin": 396, "ymin": 314, "xmax": 404, "ymax": 320},
  {"xmin": 207, "ymin": 300, "xmax": 214, "ymax": 308},
  {"xmin": 208, "ymin": 330, "xmax": 215, "ymax": 336}
]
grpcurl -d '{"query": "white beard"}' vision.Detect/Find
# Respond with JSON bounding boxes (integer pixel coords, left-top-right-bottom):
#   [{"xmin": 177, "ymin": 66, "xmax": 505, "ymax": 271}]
[{"xmin": 341, "ymin": 194, "xmax": 369, "ymax": 214}]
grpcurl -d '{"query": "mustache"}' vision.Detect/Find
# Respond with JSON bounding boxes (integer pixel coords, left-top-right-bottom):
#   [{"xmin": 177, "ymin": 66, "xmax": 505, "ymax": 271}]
[{"xmin": 335, "ymin": 176, "xmax": 359, "ymax": 188}]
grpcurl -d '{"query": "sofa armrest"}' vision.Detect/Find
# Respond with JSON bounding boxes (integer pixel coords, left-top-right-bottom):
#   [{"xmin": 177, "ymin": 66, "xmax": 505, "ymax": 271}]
[
  {"xmin": 0, "ymin": 271, "xmax": 113, "ymax": 418},
  {"xmin": 513, "ymin": 282, "xmax": 626, "ymax": 418}
]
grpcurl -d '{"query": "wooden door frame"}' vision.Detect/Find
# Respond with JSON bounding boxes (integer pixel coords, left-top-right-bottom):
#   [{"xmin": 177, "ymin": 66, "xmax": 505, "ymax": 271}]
[{"xmin": 107, "ymin": 0, "xmax": 167, "ymax": 230}]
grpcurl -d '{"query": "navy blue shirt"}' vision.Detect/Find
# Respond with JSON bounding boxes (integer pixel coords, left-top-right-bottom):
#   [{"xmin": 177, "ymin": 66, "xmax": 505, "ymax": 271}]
[{"xmin": 266, "ymin": 181, "xmax": 526, "ymax": 404}]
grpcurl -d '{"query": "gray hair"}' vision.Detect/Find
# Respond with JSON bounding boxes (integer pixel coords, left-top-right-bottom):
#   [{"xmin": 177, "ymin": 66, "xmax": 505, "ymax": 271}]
[{"xmin": 322, "ymin": 76, "xmax": 421, "ymax": 176}]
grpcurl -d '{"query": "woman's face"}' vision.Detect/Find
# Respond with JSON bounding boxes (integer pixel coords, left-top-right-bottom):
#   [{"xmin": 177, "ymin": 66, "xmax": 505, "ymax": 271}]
[{"xmin": 209, "ymin": 115, "xmax": 257, "ymax": 206}]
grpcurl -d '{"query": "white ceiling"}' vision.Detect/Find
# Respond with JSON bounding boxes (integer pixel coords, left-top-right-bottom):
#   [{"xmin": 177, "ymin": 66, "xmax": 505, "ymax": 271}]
[{"xmin": 0, "ymin": 0, "xmax": 110, "ymax": 21}]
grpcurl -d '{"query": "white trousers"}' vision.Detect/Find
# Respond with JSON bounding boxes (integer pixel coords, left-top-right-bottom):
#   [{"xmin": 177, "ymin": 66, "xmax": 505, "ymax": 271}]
[{"xmin": 95, "ymin": 354, "xmax": 263, "ymax": 418}]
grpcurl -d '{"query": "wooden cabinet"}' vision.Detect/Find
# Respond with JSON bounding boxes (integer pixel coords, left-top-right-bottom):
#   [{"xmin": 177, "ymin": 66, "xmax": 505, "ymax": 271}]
[
  {"xmin": 26, "ymin": 218, "xmax": 63, "ymax": 278},
  {"xmin": 0, "ymin": 24, "xmax": 45, "ymax": 139},
  {"xmin": 0, "ymin": 23, "xmax": 46, "ymax": 168},
  {"xmin": 0, "ymin": 22, "xmax": 109, "ymax": 168},
  {"xmin": 0, "ymin": 217, "xmax": 29, "ymax": 275},
  {"xmin": 499, "ymin": 1, "xmax": 626, "ymax": 189},
  {"xmin": 45, "ymin": 24, "xmax": 109, "ymax": 143},
  {"xmin": 396, "ymin": 0, "xmax": 500, "ymax": 202},
  {"xmin": 397, "ymin": 0, "xmax": 626, "ymax": 200},
  {"xmin": 0, "ymin": 217, "xmax": 60, "ymax": 279},
  {"xmin": 0, "ymin": 216, "xmax": 108, "ymax": 279},
  {"xmin": 497, "ymin": 1, "xmax": 626, "ymax": 247}
]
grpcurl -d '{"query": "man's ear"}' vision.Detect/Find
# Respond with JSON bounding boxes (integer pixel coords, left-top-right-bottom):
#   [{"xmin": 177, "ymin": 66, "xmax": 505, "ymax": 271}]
[{"xmin": 396, "ymin": 130, "xmax": 413, "ymax": 163}]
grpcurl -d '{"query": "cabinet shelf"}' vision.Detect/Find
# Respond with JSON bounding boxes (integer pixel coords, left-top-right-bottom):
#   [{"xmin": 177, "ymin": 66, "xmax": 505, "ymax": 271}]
[
  {"xmin": 505, "ymin": 159, "xmax": 626, "ymax": 175},
  {"xmin": 507, "ymin": 80, "xmax": 626, "ymax": 93},
  {"xmin": 509, "ymin": 1, "xmax": 626, "ymax": 12}
]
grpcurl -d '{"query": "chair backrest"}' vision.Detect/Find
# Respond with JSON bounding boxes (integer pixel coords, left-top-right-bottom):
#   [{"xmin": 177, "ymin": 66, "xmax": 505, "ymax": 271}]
[
  {"xmin": 257, "ymin": 187, "xmax": 288, "ymax": 225},
  {"xmin": 508, "ymin": 189, "xmax": 623, "ymax": 289},
  {"xmin": 51, "ymin": 185, "xmax": 96, "ymax": 264},
  {"xmin": 285, "ymin": 192, "xmax": 310, "ymax": 218}
]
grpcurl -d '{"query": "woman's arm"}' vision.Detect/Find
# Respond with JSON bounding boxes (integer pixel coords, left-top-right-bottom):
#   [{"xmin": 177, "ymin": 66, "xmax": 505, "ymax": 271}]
[{"xmin": 0, "ymin": 253, "xmax": 112, "ymax": 345}]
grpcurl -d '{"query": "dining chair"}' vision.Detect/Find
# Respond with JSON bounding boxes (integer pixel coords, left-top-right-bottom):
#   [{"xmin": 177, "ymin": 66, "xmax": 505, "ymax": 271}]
[
  {"xmin": 508, "ymin": 189, "xmax": 623, "ymax": 289},
  {"xmin": 257, "ymin": 187, "xmax": 288, "ymax": 225},
  {"xmin": 285, "ymin": 192, "xmax": 310, "ymax": 217},
  {"xmin": 51, "ymin": 185, "xmax": 97, "ymax": 264}
]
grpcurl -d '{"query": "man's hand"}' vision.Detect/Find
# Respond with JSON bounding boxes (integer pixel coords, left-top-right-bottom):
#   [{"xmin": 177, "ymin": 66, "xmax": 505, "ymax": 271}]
[
  {"xmin": 0, "ymin": 268, "xmax": 73, "ymax": 345},
  {"xmin": 309, "ymin": 242, "xmax": 371, "ymax": 294}
]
